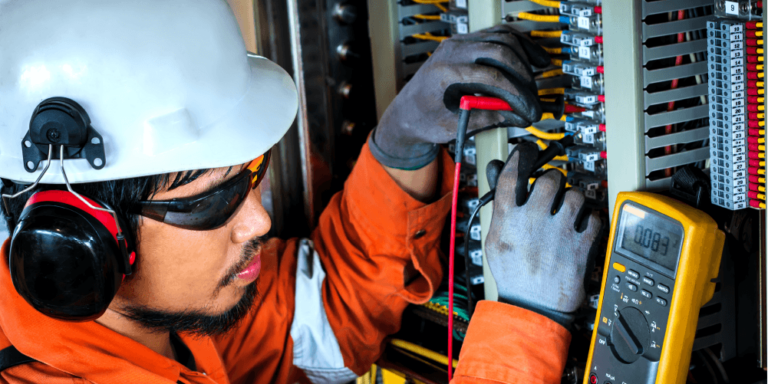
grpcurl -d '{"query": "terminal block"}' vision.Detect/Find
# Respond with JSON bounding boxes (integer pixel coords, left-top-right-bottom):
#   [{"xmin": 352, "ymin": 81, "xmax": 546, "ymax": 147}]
[
  {"xmin": 569, "ymin": 44, "xmax": 604, "ymax": 65},
  {"xmin": 559, "ymin": 2, "xmax": 599, "ymax": 17},
  {"xmin": 708, "ymin": 20, "xmax": 748, "ymax": 210},
  {"xmin": 561, "ymin": 31, "xmax": 600, "ymax": 47},
  {"xmin": 714, "ymin": 0, "xmax": 762, "ymax": 21},
  {"xmin": 563, "ymin": 14, "xmax": 603, "ymax": 35},
  {"xmin": 571, "ymin": 73, "xmax": 605, "ymax": 94}
]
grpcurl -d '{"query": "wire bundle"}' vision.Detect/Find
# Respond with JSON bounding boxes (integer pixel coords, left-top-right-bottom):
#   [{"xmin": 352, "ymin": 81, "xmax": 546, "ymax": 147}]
[{"xmin": 747, "ymin": 21, "xmax": 766, "ymax": 209}]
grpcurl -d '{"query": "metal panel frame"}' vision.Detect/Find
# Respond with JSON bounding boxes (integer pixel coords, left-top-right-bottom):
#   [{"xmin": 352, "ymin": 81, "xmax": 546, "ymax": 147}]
[{"xmin": 604, "ymin": 0, "xmax": 645, "ymax": 217}]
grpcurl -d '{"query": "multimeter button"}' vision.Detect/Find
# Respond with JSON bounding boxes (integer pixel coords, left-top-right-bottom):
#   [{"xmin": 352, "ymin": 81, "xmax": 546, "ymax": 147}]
[
  {"xmin": 642, "ymin": 277, "xmax": 654, "ymax": 286},
  {"xmin": 612, "ymin": 262, "xmax": 626, "ymax": 272},
  {"xmin": 626, "ymin": 283, "xmax": 638, "ymax": 292},
  {"xmin": 627, "ymin": 270, "xmax": 640, "ymax": 279},
  {"xmin": 613, "ymin": 276, "xmax": 620, "ymax": 284},
  {"xmin": 641, "ymin": 289, "xmax": 652, "ymax": 299},
  {"xmin": 657, "ymin": 284, "xmax": 670, "ymax": 294},
  {"xmin": 655, "ymin": 297, "xmax": 668, "ymax": 306}
]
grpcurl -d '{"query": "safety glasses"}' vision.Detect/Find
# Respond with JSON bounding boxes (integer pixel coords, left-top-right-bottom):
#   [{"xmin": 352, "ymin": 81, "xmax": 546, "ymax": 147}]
[{"xmin": 134, "ymin": 150, "xmax": 271, "ymax": 230}]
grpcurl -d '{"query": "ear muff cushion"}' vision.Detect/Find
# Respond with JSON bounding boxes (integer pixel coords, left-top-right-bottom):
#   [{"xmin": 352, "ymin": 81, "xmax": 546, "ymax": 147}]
[{"xmin": 9, "ymin": 201, "xmax": 122, "ymax": 322}]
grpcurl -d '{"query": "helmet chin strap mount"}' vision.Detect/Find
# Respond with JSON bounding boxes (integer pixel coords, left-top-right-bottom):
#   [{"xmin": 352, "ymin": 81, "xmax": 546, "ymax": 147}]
[{"xmin": 21, "ymin": 97, "xmax": 106, "ymax": 173}]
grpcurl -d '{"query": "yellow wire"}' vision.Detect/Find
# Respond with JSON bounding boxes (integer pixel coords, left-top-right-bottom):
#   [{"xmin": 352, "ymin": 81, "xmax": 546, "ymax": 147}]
[
  {"xmin": 413, "ymin": 14, "xmax": 441, "ymax": 20},
  {"xmin": 551, "ymin": 58, "xmax": 563, "ymax": 66},
  {"xmin": 531, "ymin": 30, "xmax": 563, "ymax": 38},
  {"xmin": 517, "ymin": 12, "xmax": 562, "ymax": 23},
  {"xmin": 540, "ymin": 68, "xmax": 564, "ymax": 78},
  {"xmin": 528, "ymin": 0, "xmax": 561, "ymax": 7},
  {"xmin": 539, "ymin": 87, "xmax": 565, "ymax": 96},
  {"xmin": 755, "ymin": 30, "xmax": 764, "ymax": 37},
  {"xmin": 542, "ymin": 163, "xmax": 567, "ymax": 176},
  {"xmin": 536, "ymin": 139, "xmax": 547, "ymax": 150},
  {"xmin": 390, "ymin": 339, "xmax": 458, "ymax": 369},
  {"xmin": 541, "ymin": 113, "xmax": 567, "ymax": 121},
  {"xmin": 412, "ymin": 0, "xmax": 448, "ymax": 12},
  {"xmin": 412, "ymin": 32, "xmax": 449, "ymax": 42},
  {"xmin": 542, "ymin": 46, "xmax": 563, "ymax": 55},
  {"xmin": 527, "ymin": 126, "xmax": 566, "ymax": 140},
  {"xmin": 553, "ymin": 155, "xmax": 569, "ymax": 162}
]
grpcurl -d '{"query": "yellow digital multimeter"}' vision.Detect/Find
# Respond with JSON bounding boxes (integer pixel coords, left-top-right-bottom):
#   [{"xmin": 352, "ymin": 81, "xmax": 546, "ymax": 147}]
[{"xmin": 584, "ymin": 192, "xmax": 725, "ymax": 384}]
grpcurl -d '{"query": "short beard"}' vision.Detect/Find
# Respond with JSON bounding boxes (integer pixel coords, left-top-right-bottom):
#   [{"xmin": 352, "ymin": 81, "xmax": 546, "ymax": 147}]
[
  {"xmin": 118, "ymin": 282, "xmax": 258, "ymax": 338},
  {"xmin": 117, "ymin": 238, "xmax": 264, "ymax": 337}
]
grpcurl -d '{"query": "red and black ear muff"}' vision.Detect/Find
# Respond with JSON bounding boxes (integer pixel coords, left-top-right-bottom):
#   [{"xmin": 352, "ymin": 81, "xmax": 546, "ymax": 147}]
[{"xmin": 9, "ymin": 190, "xmax": 135, "ymax": 322}]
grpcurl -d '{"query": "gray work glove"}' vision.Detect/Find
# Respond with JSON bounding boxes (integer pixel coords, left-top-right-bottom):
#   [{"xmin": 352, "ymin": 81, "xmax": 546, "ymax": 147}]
[
  {"xmin": 485, "ymin": 142, "xmax": 602, "ymax": 328},
  {"xmin": 370, "ymin": 25, "xmax": 550, "ymax": 170}
]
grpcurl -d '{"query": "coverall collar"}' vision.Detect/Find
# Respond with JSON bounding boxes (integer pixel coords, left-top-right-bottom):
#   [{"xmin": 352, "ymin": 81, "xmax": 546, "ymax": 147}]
[{"xmin": 0, "ymin": 239, "xmax": 230, "ymax": 384}]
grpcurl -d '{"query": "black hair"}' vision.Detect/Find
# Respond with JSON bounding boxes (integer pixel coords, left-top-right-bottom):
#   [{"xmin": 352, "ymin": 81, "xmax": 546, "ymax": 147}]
[{"xmin": 1, "ymin": 168, "xmax": 214, "ymax": 249}]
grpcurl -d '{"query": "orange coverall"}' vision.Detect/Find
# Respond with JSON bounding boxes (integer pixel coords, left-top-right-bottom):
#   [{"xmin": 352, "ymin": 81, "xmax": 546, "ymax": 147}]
[{"xmin": 0, "ymin": 144, "xmax": 570, "ymax": 383}]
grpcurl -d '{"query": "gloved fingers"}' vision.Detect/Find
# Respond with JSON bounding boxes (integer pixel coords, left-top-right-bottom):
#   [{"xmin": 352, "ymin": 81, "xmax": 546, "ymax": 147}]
[
  {"xmin": 443, "ymin": 80, "xmax": 540, "ymax": 125},
  {"xmin": 479, "ymin": 24, "xmax": 551, "ymax": 68},
  {"xmin": 582, "ymin": 210, "xmax": 603, "ymax": 241},
  {"xmin": 468, "ymin": 41, "xmax": 536, "ymax": 88},
  {"xmin": 527, "ymin": 169, "xmax": 567, "ymax": 214},
  {"xmin": 557, "ymin": 189, "xmax": 587, "ymax": 225},
  {"xmin": 450, "ymin": 32, "xmax": 532, "ymax": 68},
  {"xmin": 494, "ymin": 141, "xmax": 540, "ymax": 208}
]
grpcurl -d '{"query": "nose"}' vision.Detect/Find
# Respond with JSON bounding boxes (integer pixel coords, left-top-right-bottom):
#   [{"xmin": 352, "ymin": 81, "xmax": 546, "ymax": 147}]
[{"xmin": 231, "ymin": 186, "xmax": 271, "ymax": 243}]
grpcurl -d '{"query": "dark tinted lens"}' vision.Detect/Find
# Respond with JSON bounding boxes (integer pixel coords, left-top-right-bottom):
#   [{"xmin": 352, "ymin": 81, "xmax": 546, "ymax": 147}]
[{"xmin": 151, "ymin": 171, "xmax": 251, "ymax": 230}]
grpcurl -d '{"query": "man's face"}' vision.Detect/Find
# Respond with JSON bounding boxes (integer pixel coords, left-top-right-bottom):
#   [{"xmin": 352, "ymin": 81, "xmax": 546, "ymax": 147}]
[{"xmin": 111, "ymin": 163, "xmax": 271, "ymax": 336}]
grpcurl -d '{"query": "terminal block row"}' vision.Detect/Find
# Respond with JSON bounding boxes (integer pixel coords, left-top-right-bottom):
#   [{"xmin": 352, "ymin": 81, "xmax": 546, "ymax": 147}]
[{"xmin": 708, "ymin": 20, "xmax": 748, "ymax": 210}]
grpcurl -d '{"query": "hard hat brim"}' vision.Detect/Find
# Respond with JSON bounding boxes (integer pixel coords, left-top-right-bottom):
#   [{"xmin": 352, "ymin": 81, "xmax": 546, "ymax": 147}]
[{"xmin": 0, "ymin": 55, "xmax": 299, "ymax": 185}]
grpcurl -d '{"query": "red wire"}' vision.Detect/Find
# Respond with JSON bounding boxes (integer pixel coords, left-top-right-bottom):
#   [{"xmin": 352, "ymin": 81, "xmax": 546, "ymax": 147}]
[
  {"xmin": 664, "ymin": 10, "xmax": 685, "ymax": 177},
  {"xmin": 447, "ymin": 161, "xmax": 461, "ymax": 381},
  {"xmin": 595, "ymin": 36, "xmax": 604, "ymax": 44}
]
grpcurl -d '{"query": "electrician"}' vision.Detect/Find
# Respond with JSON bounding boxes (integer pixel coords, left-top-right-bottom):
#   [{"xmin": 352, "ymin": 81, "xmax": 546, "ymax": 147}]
[{"xmin": 0, "ymin": 1, "xmax": 600, "ymax": 383}]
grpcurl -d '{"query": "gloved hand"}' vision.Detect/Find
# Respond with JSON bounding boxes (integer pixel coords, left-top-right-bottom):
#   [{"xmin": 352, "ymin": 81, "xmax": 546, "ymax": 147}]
[
  {"xmin": 370, "ymin": 25, "xmax": 550, "ymax": 170},
  {"xmin": 485, "ymin": 142, "xmax": 602, "ymax": 328}
]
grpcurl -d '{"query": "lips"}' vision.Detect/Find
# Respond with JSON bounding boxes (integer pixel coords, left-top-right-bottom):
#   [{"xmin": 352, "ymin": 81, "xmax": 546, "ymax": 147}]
[{"xmin": 236, "ymin": 253, "xmax": 261, "ymax": 282}]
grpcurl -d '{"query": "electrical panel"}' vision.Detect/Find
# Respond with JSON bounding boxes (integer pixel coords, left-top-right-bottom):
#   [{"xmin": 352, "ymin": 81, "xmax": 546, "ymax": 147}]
[{"xmin": 364, "ymin": 0, "xmax": 767, "ymax": 383}]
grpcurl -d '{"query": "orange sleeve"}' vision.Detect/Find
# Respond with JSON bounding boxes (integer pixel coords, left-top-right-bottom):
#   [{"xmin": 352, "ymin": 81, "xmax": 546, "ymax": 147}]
[
  {"xmin": 1, "ymin": 362, "xmax": 88, "ymax": 383},
  {"xmin": 313, "ymin": 142, "xmax": 455, "ymax": 375},
  {"xmin": 452, "ymin": 301, "xmax": 572, "ymax": 384}
]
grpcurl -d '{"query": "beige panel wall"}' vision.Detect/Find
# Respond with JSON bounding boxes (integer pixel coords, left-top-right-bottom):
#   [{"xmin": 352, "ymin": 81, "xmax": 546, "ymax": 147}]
[{"xmin": 226, "ymin": 0, "xmax": 258, "ymax": 52}]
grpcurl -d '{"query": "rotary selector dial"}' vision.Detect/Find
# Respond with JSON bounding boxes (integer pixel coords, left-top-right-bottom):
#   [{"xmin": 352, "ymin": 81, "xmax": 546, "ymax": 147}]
[{"xmin": 609, "ymin": 307, "xmax": 650, "ymax": 364}]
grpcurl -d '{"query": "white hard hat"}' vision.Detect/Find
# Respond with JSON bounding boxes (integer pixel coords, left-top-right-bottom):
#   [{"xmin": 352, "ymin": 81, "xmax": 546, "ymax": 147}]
[{"xmin": 0, "ymin": 0, "xmax": 298, "ymax": 184}]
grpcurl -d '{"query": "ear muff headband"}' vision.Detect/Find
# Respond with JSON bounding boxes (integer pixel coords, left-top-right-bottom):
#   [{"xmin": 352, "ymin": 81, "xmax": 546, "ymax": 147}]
[{"xmin": 23, "ymin": 190, "xmax": 136, "ymax": 269}]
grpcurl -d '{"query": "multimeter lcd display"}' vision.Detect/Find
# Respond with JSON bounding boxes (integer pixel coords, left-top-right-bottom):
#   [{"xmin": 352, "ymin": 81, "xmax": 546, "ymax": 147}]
[{"xmin": 619, "ymin": 205, "xmax": 683, "ymax": 272}]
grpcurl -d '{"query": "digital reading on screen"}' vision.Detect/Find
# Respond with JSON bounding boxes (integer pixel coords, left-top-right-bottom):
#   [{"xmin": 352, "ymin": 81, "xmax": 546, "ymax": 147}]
[{"xmin": 618, "ymin": 204, "xmax": 683, "ymax": 272}]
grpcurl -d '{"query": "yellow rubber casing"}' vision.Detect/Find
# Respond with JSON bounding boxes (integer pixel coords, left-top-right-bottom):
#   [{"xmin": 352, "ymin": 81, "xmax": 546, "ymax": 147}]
[{"xmin": 583, "ymin": 192, "xmax": 725, "ymax": 384}]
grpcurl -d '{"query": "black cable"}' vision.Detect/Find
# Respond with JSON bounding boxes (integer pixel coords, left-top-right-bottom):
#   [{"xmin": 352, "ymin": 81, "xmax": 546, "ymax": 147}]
[{"xmin": 463, "ymin": 190, "xmax": 494, "ymax": 316}]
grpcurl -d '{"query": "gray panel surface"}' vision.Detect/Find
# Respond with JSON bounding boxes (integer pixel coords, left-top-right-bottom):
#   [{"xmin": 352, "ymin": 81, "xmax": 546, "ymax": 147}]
[
  {"xmin": 644, "ymin": 104, "xmax": 709, "ymax": 130},
  {"xmin": 645, "ymin": 127, "xmax": 709, "ymax": 150},
  {"xmin": 643, "ymin": 83, "xmax": 708, "ymax": 108},
  {"xmin": 642, "ymin": 0, "xmax": 709, "ymax": 15},
  {"xmin": 642, "ymin": 15, "xmax": 708, "ymax": 39},
  {"xmin": 643, "ymin": 62, "xmax": 707, "ymax": 87},
  {"xmin": 643, "ymin": 39, "xmax": 707, "ymax": 62}
]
